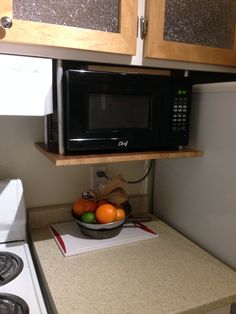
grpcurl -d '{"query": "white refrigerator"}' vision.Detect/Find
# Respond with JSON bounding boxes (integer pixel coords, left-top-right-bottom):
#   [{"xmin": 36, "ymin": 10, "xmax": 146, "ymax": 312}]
[
  {"xmin": 153, "ymin": 81, "xmax": 236, "ymax": 269},
  {"xmin": 153, "ymin": 82, "xmax": 236, "ymax": 313}
]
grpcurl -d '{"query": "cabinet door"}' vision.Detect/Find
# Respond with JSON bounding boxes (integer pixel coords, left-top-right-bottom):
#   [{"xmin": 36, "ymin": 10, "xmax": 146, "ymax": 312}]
[
  {"xmin": 0, "ymin": 0, "xmax": 137, "ymax": 55},
  {"xmin": 144, "ymin": 0, "xmax": 236, "ymax": 66}
]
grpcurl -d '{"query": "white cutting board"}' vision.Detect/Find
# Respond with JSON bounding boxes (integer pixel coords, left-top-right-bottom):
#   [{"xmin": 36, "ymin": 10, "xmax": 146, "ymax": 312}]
[{"xmin": 50, "ymin": 221, "xmax": 158, "ymax": 257}]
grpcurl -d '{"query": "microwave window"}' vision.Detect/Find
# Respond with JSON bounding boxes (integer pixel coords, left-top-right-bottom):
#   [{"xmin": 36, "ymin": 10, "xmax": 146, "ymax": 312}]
[{"xmin": 88, "ymin": 94, "xmax": 150, "ymax": 129}]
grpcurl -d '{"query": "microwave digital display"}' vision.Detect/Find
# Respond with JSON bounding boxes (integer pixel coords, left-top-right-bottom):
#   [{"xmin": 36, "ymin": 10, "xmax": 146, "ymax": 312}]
[
  {"xmin": 177, "ymin": 89, "xmax": 188, "ymax": 95},
  {"xmin": 88, "ymin": 93, "xmax": 150, "ymax": 130}
]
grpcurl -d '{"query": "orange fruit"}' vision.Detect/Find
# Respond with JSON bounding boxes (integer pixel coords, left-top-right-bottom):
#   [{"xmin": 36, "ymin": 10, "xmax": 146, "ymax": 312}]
[
  {"xmin": 84, "ymin": 199, "xmax": 97, "ymax": 212},
  {"xmin": 115, "ymin": 208, "xmax": 126, "ymax": 221},
  {"xmin": 72, "ymin": 198, "xmax": 86, "ymax": 216},
  {"xmin": 95, "ymin": 203, "xmax": 117, "ymax": 224},
  {"xmin": 73, "ymin": 198, "xmax": 97, "ymax": 216}
]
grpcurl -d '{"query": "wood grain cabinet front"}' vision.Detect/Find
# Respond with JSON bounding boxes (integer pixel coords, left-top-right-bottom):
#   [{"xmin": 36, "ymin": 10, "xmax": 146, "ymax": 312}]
[
  {"xmin": 0, "ymin": 0, "xmax": 235, "ymax": 67},
  {"xmin": 0, "ymin": 0, "xmax": 137, "ymax": 55},
  {"xmin": 144, "ymin": 0, "xmax": 236, "ymax": 67}
]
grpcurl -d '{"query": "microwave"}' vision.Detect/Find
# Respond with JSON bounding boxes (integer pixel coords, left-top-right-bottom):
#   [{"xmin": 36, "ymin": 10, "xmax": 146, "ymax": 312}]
[{"xmin": 46, "ymin": 61, "xmax": 192, "ymax": 155}]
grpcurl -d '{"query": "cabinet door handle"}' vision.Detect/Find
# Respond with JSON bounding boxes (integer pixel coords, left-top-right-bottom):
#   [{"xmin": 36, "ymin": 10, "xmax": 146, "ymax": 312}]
[{"xmin": 0, "ymin": 16, "xmax": 13, "ymax": 29}]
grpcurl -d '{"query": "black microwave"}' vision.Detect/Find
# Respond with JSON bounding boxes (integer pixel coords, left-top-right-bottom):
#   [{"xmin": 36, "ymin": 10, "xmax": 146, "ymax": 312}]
[{"xmin": 46, "ymin": 62, "xmax": 192, "ymax": 155}]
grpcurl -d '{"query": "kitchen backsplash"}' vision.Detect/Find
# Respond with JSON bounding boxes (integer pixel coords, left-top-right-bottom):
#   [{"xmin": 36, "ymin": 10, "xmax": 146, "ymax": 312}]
[
  {"xmin": 28, "ymin": 195, "xmax": 149, "ymax": 230},
  {"xmin": 0, "ymin": 116, "xmax": 150, "ymax": 209}
]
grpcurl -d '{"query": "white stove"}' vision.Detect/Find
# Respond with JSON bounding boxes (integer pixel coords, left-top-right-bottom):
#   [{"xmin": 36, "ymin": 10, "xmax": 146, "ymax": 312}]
[{"xmin": 0, "ymin": 179, "xmax": 47, "ymax": 314}]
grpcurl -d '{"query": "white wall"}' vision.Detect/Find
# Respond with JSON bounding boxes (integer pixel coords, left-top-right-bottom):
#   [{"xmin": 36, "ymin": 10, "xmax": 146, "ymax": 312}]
[
  {"xmin": 0, "ymin": 116, "xmax": 148, "ymax": 208},
  {"xmin": 153, "ymin": 82, "xmax": 236, "ymax": 271}
]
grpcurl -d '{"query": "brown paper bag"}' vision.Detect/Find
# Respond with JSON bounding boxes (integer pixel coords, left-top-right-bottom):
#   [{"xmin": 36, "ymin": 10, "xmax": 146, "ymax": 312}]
[{"xmin": 86, "ymin": 175, "xmax": 128, "ymax": 207}]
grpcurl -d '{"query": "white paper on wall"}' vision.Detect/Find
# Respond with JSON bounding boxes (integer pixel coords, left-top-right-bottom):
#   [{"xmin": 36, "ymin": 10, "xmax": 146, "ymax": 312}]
[{"xmin": 0, "ymin": 54, "xmax": 53, "ymax": 116}]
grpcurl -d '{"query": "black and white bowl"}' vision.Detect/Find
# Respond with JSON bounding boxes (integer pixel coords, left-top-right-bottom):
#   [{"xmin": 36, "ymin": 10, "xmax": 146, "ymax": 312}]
[{"xmin": 72, "ymin": 211, "xmax": 126, "ymax": 239}]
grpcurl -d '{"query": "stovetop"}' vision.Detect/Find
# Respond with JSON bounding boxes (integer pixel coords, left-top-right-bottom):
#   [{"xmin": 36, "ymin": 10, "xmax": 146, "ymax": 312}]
[
  {"xmin": 0, "ymin": 179, "xmax": 47, "ymax": 313},
  {"xmin": 0, "ymin": 241, "xmax": 47, "ymax": 313}
]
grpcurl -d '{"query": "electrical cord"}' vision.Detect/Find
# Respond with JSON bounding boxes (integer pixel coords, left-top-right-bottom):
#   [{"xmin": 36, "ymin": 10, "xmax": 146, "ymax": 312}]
[
  {"xmin": 126, "ymin": 160, "xmax": 154, "ymax": 184},
  {"xmin": 97, "ymin": 160, "xmax": 154, "ymax": 184}
]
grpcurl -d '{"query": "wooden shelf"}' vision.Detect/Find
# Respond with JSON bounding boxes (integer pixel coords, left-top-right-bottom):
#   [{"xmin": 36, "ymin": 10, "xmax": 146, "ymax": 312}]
[{"xmin": 35, "ymin": 143, "xmax": 203, "ymax": 166}]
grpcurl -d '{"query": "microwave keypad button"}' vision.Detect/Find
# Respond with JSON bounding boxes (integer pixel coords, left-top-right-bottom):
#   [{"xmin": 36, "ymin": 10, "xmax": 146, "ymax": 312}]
[{"xmin": 172, "ymin": 96, "xmax": 189, "ymax": 132}]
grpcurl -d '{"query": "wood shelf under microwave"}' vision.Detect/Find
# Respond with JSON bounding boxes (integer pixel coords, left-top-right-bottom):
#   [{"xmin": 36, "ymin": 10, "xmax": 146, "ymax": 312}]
[{"xmin": 35, "ymin": 143, "xmax": 203, "ymax": 166}]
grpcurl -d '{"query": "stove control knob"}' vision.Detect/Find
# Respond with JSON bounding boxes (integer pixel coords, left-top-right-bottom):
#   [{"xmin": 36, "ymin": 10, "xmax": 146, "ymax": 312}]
[{"xmin": 0, "ymin": 16, "xmax": 13, "ymax": 29}]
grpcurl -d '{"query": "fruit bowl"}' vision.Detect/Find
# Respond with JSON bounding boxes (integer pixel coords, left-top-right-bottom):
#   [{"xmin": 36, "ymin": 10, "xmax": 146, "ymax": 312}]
[{"xmin": 72, "ymin": 211, "xmax": 126, "ymax": 239}]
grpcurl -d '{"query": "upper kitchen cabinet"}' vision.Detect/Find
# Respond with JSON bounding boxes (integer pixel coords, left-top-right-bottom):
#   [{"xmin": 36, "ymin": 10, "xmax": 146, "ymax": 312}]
[
  {"xmin": 0, "ymin": 0, "xmax": 137, "ymax": 55},
  {"xmin": 144, "ymin": 0, "xmax": 236, "ymax": 67}
]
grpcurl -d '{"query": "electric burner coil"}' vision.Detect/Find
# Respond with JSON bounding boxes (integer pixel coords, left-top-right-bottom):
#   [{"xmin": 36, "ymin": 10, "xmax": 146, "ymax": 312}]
[
  {"xmin": 0, "ymin": 293, "xmax": 29, "ymax": 314},
  {"xmin": 0, "ymin": 252, "xmax": 23, "ymax": 286}
]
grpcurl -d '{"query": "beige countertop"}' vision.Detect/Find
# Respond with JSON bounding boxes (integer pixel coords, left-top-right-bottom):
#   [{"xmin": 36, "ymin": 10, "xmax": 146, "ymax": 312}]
[{"xmin": 28, "ymin": 205, "xmax": 236, "ymax": 314}]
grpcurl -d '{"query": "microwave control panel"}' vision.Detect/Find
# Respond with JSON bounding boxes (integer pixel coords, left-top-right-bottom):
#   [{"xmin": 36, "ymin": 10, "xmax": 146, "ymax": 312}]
[{"xmin": 171, "ymin": 89, "xmax": 190, "ymax": 132}]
